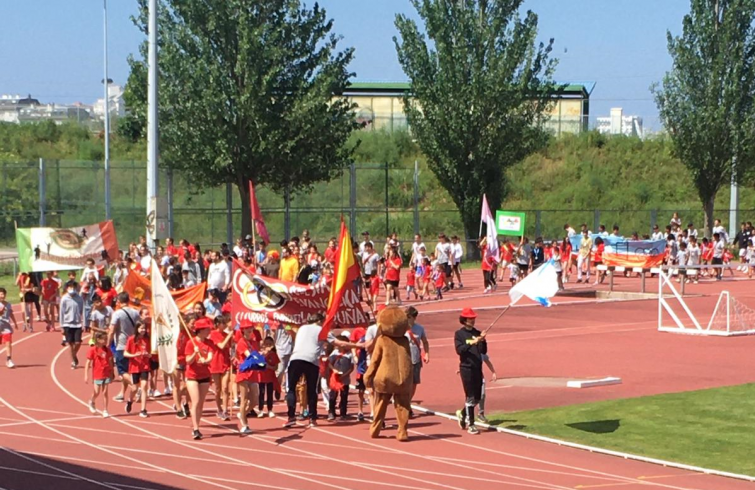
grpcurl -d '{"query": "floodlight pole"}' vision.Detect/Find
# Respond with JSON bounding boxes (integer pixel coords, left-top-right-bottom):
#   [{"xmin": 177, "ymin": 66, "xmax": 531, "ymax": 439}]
[
  {"xmin": 729, "ymin": 158, "xmax": 738, "ymax": 242},
  {"xmin": 103, "ymin": 0, "xmax": 111, "ymax": 221},
  {"xmin": 146, "ymin": 0, "xmax": 159, "ymax": 249}
]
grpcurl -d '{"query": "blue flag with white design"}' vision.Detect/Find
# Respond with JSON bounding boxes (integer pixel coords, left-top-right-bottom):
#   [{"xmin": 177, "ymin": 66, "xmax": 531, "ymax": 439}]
[{"xmin": 508, "ymin": 259, "xmax": 559, "ymax": 307}]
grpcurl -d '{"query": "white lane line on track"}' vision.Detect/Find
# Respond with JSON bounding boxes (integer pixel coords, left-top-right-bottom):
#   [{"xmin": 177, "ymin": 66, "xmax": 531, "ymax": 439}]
[
  {"xmin": 150, "ymin": 397, "xmax": 470, "ymax": 490},
  {"xmin": 0, "ymin": 397, "xmax": 239, "ymax": 490},
  {"xmin": 312, "ymin": 426, "xmax": 571, "ymax": 490},
  {"xmin": 21, "ymin": 452, "xmax": 164, "ymax": 474},
  {"xmin": 0, "ymin": 445, "xmax": 122, "ymax": 490},
  {"xmin": 50, "ymin": 345, "xmax": 355, "ymax": 490},
  {"xmin": 407, "ymin": 424, "xmax": 709, "ymax": 490},
  {"xmin": 0, "ymin": 331, "xmax": 42, "ymax": 357},
  {"xmin": 0, "ymin": 415, "xmax": 95, "ymax": 429},
  {"xmin": 0, "ymin": 462, "xmax": 162, "ymax": 490}
]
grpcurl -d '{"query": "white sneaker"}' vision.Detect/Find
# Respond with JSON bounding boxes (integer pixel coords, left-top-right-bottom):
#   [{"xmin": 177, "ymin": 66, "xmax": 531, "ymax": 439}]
[
  {"xmin": 6, "ymin": 359, "xmax": 15, "ymax": 369},
  {"xmin": 268, "ymin": 411, "xmax": 275, "ymax": 418},
  {"xmin": 217, "ymin": 410, "xmax": 225, "ymax": 419},
  {"xmin": 164, "ymin": 387, "xmax": 173, "ymax": 396},
  {"xmin": 88, "ymin": 401, "xmax": 97, "ymax": 414},
  {"xmin": 257, "ymin": 411, "xmax": 265, "ymax": 418},
  {"xmin": 153, "ymin": 390, "xmax": 162, "ymax": 398},
  {"xmin": 102, "ymin": 410, "xmax": 110, "ymax": 418}
]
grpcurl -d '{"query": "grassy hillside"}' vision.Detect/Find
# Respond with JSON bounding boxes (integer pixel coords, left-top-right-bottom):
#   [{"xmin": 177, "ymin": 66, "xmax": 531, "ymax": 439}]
[{"xmin": 1, "ymin": 122, "xmax": 753, "ymax": 247}]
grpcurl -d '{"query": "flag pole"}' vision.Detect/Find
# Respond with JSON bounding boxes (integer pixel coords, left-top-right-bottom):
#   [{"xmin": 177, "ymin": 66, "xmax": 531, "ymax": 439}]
[
  {"xmin": 482, "ymin": 304, "xmax": 512, "ymax": 335},
  {"xmin": 248, "ymin": 181, "xmax": 258, "ymax": 270}
]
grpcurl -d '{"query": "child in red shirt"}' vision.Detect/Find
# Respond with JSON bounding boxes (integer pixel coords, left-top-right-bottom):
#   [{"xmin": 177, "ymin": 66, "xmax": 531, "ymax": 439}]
[
  {"xmin": 185, "ymin": 318, "xmax": 216, "ymax": 440},
  {"xmin": 209, "ymin": 316, "xmax": 234, "ymax": 421},
  {"xmin": 235, "ymin": 324, "xmax": 261, "ymax": 435},
  {"xmin": 84, "ymin": 332, "xmax": 114, "ymax": 418},
  {"xmin": 256, "ymin": 337, "xmax": 280, "ymax": 417},
  {"xmin": 405, "ymin": 268, "xmax": 417, "ymax": 301},
  {"xmin": 40, "ymin": 271, "xmax": 59, "ymax": 331},
  {"xmin": 123, "ymin": 324, "xmax": 152, "ymax": 418}
]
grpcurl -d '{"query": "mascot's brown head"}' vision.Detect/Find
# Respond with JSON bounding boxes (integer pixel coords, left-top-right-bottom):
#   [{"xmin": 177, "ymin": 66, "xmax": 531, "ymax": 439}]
[{"xmin": 376, "ymin": 305, "xmax": 409, "ymax": 338}]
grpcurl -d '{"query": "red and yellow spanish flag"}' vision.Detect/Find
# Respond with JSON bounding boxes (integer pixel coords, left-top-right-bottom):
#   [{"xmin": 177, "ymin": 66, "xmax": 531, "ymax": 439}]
[{"xmin": 320, "ymin": 220, "xmax": 360, "ymax": 340}]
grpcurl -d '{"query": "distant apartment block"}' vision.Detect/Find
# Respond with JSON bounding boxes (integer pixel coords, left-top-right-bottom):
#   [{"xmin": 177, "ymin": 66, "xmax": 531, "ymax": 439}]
[
  {"xmin": 0, "ymin": 84, "xmax": 124, "ymax": 126},
  {"xmin": 596, "ymin": 107, "xmax": 643, "ymax": 137}
]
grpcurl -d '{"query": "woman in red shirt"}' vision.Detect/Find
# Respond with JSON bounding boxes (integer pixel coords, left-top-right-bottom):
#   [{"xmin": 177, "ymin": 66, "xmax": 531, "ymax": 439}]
[
  {"xmin": 185, "ymin": 318, "xmax": 216, "ymax": 440},
  {"xmin": 123, "ymin": 323, "xmax": 151, "ymax": 418},
  {"xmin": 561, "ymin": 237, "xmax": 573, "ymax": 282},
  {"xmin": 172, "ymin": 325, "xmax": 190, "ymax": 419},
  {"xmin": 384, "ymin": 248, "xmax": 402, "ymax": 306},
  {"xmin": 235, "ymin": 324, "xmax": 261, "ymax": 435},
  {"xmin": 209, "ymin": 316, "xmax": 234, "ymax": 421}
]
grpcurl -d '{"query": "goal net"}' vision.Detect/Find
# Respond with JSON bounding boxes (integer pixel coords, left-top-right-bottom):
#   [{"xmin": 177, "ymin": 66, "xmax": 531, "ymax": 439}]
[{"xmin": 657, "ymin": 271, "xmax": 755, "ymax": 336}]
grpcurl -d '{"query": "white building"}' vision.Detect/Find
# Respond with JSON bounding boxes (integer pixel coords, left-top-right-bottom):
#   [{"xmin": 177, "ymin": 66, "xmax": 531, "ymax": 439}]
[
  {"xmin": 596, "ymin": 108, "xmax": 643, "ymax": 137},
  {"xmin": 0, "ymin": 94, "xmax": 41, "ymax": 123},
  {"xmin": 93, "ymin": 84, "xmax": 125, "ymax": 119}
]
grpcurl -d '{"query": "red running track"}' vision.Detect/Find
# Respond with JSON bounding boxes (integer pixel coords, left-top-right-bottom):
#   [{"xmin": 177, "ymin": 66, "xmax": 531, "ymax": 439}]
[{"xmin": 2, "ymin": 282, "xmax": 755, "ymax": 489}]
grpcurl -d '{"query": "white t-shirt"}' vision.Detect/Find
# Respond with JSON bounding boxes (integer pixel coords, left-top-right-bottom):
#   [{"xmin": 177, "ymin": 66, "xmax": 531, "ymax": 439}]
[
  {"xmin": 207, "ymin": 261, "xmax": 231, "ymax": 290},
  {"xmin": 452, "ymin": 243, "xmax": 463, "ymax": 263},
  {"xmin": 713, "ymin": 239, "xmax": 725, "ymax": 259},
  {"xmin": 713, "ymin": 226, "xmax": 728, "ymax": 243},
  {"xmin": 688, "ymin": 245, "xmax": 701, "ymax": 265},
  {"xmin": 290, "ymin": 323, "xmax": 337, "ymax": 365},
  {"xmin": 677, "ymin": 249, "xmax": 688, "ymax": 266},
  {"xmin": 364, "ymin": 324, "xmax": 379, "ymax": 364},
  {"xmin": 435, "ymin": 242, "xmax": 452, "ymax": 265},
  {"xmin": 412, "ymin": 242, "xmax": 426, "ymax": 257},
  {"xmin": 80, "ymin": 266, "xmax": 99, "ymax": 283},
  {"xmin": 139, "ymin": 254, "xmax": 152, "ymax": 273},
  {"xmin": 651, "ymin": 232, "xmax": 665, "ymax": 241}
]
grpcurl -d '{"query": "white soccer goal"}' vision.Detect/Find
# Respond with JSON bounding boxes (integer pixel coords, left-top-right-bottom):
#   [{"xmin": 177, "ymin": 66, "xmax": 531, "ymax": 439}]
[{"xmin": 657, "ymin": 271, "xmax": 755, "ymax": 336}]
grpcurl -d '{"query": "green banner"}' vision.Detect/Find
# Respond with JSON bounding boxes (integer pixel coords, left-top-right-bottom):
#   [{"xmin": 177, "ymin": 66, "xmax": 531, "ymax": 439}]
[{"xmin": 495, "ymin": 211, "xmax": 526, "ymax": 237}]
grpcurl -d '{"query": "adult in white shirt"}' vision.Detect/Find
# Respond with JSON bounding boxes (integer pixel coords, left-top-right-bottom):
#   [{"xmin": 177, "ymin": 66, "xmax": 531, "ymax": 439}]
[
  {"xmin": 712, "ymin": 219, "xmax": 728, "ymax": 243},
  {"xmin": 283, "ymin": 314, "xmax": 357, "ymax": 428},
  {"xmin": 359, "ymin": 231, "xmax": 374, "ymax": 255},
  {"xmin": 451, "ymin": 235, "xmax": 464, "ymax": 289},
  {"xmin": 435, "ymin": 234, "xmax": 453, "ymax": 289},
  {"xmin": 233, "ymin": 238, "xmax": 244, "ymax": 258},
  {"xmin": 564, "ymin": 224, "xmax": 576, "ymax": 238},
  {"xmin": 206, "ymin": 251, "xmax": 231, "ymax": 302},
  {"xmin": 686, "ymin": 223, "xmax": 698, "ymax": 239},
  {"xmin": 651, "ymin": 225, "xmax": 665, "ymax": 241},
  {"xmin": 138, "ymin": 245, "xmax": 152, "ymax": 275},
  {"xmin": 712, "ymin": 232, "xmax": 725, "ymax": 280}
]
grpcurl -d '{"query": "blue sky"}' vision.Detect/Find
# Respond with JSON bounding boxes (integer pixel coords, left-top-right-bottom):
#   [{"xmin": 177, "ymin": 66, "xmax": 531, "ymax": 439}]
[{"xmin": 0, "ymin": 0, "xmax": 689, "ymax": 130}]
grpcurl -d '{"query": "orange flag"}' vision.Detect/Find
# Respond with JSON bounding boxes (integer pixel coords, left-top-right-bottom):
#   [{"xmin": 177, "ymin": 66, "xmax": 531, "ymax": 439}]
[{"xmin": 320, "ymin": 220, "xmax": 361, "ymax": 340}]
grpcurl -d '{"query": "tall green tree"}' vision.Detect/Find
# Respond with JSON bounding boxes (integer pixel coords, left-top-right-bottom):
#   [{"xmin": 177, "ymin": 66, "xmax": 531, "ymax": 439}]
[
  {"xmin": 653, "ymin": 0, "xmax": 755, "ymax": 236},
  {"xmin": 394, "ymin": 0, "xmax": 556, "ymax": 246},
  {"xmin": 123, "ymin": 0, "xmax": 359, "ymax": 237}
]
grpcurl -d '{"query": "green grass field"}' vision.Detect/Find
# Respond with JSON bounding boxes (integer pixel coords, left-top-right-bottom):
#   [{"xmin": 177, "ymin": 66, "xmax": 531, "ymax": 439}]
[{"xmin": 489, "ymin": 384, "xmax": 755, "ymax": 476}]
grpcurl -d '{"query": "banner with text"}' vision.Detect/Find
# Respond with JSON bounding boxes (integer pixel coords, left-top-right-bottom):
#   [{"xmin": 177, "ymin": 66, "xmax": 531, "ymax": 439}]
[
  {"xmin": 231, "ymin": 264, "xmax": 368, "ymax": 327},
  {"xmin": 16, "ymin": 221, "xmax": 119, "ymax": 272}
]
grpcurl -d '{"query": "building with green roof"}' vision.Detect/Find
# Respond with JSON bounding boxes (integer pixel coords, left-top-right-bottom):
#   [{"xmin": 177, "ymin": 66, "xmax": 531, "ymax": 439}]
[{"xmin": 342, "ymin": 80, "xmax": 595, "ymax": 136}]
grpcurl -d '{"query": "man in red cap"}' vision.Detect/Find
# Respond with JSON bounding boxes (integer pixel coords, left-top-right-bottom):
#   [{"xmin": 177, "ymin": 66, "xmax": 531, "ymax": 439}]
[{"xmin": 454, "ymin": 307, "xmax": 486, "ymax": 435}]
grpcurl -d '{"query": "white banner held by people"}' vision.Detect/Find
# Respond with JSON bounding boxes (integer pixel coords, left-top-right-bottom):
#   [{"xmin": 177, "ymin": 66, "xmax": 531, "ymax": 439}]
[{"xmin": 150, "ymin": 259, "xmax": 181, "ymax": 373}]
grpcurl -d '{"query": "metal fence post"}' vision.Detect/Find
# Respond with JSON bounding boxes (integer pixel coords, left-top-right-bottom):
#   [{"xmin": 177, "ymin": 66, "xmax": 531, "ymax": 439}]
[
  {"xmin": 413, "ymin": 160, "xmax": 420, "ymax": 236},
  {"xmin": 384, "ymin": 163, "xmax": 389, "ymax": 236},
  {"xmin": 650, "ymin": 209, "xmax": 658, "ymax": 234},
  {"xmin": 226, "ymin": 181, "xmax": 233, "ymax": 245},
  {"xmin": 349, "ymin": 163, "xmax": 357, "ymax": 234},
  {"xmin": 167, "ymin": 169, "xmax": 174, "ymax": 238},
  {"xmin": 284, "ymin": 186, "xmax": 291, "ymax": 241},
  {"xmin": 593, "ymin": 210, "xmax": 600, "ymax": 233},
  {"xmin": 38, "ymin": 158, "xmax": 46, "ymax": 226},
  {"xmin": 535, "ymin": 210, "xmax": 541, "ymax": 238}
]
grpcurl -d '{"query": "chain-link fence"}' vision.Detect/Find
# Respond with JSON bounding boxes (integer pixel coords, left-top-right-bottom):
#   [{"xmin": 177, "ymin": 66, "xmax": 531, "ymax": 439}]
[{"xmin": 0, "ymin": 159, "xmax": 750, "ymax": 252}]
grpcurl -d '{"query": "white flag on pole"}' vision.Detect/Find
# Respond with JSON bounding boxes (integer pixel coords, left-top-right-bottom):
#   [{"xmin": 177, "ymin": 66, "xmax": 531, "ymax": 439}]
[
  {"xmin": 150, "ymin": 259, "xmax": 181, "ymax": 374},
  {"xmin": 481, "ymin": 194, "xmax": 499, "ymax": 260},
  {"xmin": 509, "ymin": 259, "xmax": 560, "ymax": 307}
]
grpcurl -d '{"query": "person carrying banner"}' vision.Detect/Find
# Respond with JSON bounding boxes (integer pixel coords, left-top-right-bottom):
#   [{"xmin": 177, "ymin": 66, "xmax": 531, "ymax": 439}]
[
  {"xmin": 454, "ymin": 307, "xmax": 486, "ymax": 435},
  {"xmin": 283, "ymin": 313, "xmax": 359, "ymax": 428}
]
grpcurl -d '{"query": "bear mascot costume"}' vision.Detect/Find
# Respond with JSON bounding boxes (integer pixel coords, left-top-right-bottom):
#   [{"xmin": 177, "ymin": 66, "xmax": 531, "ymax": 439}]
[{"xmin": 364, "ymin": 305, "xmax": 414, "ymax": 441}]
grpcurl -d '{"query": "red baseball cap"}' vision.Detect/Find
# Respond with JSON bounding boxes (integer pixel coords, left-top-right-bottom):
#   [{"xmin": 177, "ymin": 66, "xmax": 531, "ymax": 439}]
[
  {"xmin": 221, "ymin": 302, "xmax": 232, "ymax": 314},
  {"xmin": 460, "ymin": 307, "xmax": 477, "ymax": 319},
  {"xmin": 194, "ymin": 318, "xmax": 213, "ymax": 330}
]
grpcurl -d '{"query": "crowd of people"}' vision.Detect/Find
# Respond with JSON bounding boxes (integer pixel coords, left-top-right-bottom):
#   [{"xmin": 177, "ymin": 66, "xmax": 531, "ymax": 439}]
[
  {"xmin": 3, "ymin": 213, "xmax": 748, "ymax": 438},
  {"xmin": 1, "ymin": 230, "xmax": 463, "ymax": 439},
  {"xmin": 478, "ymin": 214, "xmax": 755, "ymax": 292}
]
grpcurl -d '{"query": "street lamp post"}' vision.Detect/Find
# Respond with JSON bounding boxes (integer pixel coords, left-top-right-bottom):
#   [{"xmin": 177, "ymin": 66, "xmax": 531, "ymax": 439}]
[{"xmin": 103, "ymin": 0, "xmax": 111, "ymax": 221}]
